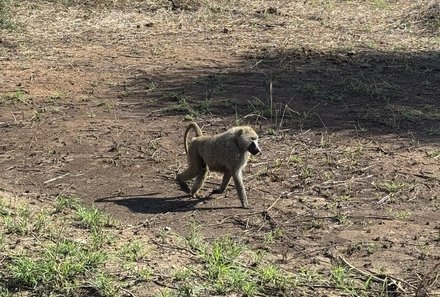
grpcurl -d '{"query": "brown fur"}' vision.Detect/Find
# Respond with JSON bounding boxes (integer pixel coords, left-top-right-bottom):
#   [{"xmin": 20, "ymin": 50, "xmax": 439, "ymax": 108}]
[{"xmin": 176, "ymin": 122, "xmax": 261, "ymax": 208}]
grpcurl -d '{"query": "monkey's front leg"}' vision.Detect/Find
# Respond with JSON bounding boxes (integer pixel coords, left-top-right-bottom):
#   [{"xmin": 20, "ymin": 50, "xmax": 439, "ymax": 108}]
[
  {"xmin": 232, "ymin": 172, "xmax": 249, "ymax": 208},
  {"xmin": 211, "ymin": 173, "xmax": 231, "ymax": 195}
]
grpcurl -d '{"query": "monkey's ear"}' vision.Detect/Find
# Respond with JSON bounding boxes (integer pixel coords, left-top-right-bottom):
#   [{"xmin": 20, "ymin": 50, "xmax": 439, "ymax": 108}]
[{"xmin": 235, "ymin": 129, "xmax": 243, "ymax": 137}]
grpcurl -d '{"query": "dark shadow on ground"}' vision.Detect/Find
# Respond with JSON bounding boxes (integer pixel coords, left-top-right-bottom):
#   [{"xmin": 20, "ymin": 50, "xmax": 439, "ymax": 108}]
[
  {"xmin": 95, "ymin": 193, "xmax": 241, "ymax": 214},
  {"xmin": 95, "ymin": 193, "xmax": 198, "ymax": 214},
  {"xmin": 116, "ymin": 48, "xmax": 440, "ymax": 143}
]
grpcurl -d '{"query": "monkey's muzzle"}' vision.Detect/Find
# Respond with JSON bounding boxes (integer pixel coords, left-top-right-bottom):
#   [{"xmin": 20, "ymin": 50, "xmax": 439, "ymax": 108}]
[{"xmin": 248, "ymin": 142, "xmax": 261, "ymax": 155}]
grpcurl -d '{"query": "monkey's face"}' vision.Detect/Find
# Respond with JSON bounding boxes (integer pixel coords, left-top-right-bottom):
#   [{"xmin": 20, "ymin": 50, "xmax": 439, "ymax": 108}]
[
  {"xmin": 247, "ymin": 139, "xmax": 261, "ymax": 155},
  {"xmin": 236, "ymin": 126, "xmax": 261, "ymax": 155}
]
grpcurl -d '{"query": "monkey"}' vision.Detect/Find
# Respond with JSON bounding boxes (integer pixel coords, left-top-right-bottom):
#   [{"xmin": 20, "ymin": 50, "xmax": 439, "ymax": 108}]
[{"xmin": 176, "ymin": 122, "xmax": 261, "ymax": 208}]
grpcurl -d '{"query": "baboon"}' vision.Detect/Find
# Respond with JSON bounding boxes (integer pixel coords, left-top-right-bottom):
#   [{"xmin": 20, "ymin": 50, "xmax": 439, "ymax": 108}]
[{"xmin": 176, "ymin": 122, "xmax": 261, "ymax": 208}]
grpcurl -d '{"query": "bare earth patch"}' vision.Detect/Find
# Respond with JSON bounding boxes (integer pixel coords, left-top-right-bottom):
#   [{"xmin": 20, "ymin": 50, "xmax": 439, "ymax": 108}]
[{"xmin": 1, "ymin": 0, "xmax": 439, "ymax": 296}]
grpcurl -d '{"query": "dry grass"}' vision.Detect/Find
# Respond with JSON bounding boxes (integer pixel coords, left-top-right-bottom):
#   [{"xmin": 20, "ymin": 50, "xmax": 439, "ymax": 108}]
[
  {"xmin": 404, "ymin": 0, "xmax": 440, "ymax": 33},
  {"xmin": 43, "ymin": 0, "xmax": 139, "ymax": 8},
  {"xmin": 7, "ymin": 0, "xmax": 439, "ymax": 56}
]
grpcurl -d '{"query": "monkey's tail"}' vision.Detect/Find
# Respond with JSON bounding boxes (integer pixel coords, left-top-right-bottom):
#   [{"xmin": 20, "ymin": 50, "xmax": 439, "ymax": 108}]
[{"xmin": 184, "ymin": 122, "xmax": 203, "ymax": 154}]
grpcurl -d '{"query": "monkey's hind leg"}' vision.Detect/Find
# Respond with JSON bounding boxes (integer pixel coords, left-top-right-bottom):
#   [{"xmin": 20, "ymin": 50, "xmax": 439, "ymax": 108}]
[
  {"xmin": 177, "ymin": 166, "xmax": 200, "ymax": 194},
  {"xmin": 177, "ymin": 149, "xmax": 205, "ymax": 194},
  {"xmin": 191, "ymin": 165, "xmax": 208, "ymax": 198},
  {"xmin": 176, "ymin": 174, "xmax": 191, "ymax": 194}
]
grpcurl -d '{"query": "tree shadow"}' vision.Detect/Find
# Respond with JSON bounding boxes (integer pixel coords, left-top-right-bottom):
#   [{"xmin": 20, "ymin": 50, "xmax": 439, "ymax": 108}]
[
  {"xmin": 95, "ymin": 193, "xmax": 241, "ymax": 214},
  {"xmin": 116, "ymin": 48, "xmax": 439, "ymax": 143}
]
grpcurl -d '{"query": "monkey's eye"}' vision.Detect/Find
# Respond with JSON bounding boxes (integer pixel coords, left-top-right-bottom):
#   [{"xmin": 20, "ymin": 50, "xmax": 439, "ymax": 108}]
[{"xmin": 251, "ymin": 137, "xmax": 257, "ymax": 141}]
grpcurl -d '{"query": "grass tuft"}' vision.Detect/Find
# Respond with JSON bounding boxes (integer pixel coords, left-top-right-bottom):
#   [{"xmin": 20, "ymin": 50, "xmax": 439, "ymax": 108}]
[
  {"xmin": 375, "ymin": 180, "xmax": 414, "ymax": 194},
  {"xmin": 0, "ymin": 90, "xmax": 29, "ymax": 105},
  {"xmin": 75, "ymin": 205, "xmax": 111, "ymax": 230}
]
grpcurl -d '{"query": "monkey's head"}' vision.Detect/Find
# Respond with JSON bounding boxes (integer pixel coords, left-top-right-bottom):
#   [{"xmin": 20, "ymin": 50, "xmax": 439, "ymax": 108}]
[{"xmin": 236, "ymin": 126, "xmax": 261, "ymax": 155}]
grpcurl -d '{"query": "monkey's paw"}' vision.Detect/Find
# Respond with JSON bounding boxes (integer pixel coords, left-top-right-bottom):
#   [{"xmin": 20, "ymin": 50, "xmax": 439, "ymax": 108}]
[
  {"xmin": 241, "ymin": 203, "xmax": 250, "ymax": 209},
  {"xmin": 177, "ymin": 182, "xmax": 191, "ymax": 194},
  {"xmin": 211, "ymin": 188, "xmax": 225, "ymax": 195}
]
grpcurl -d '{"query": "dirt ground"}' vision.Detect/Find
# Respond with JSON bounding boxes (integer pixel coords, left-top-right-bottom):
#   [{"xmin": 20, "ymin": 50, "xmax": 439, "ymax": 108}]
[{"xmin": 1, "ymin": 0, "xmax": 439, "ymax": 295}]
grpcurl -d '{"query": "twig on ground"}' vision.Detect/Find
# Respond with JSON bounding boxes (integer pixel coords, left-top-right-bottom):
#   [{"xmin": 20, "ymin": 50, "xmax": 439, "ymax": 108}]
[
  {"xmin": 124, "ymin": 214, "xmax": 160, "ymax": 231},
  {"xmin": 398, "ymin": 170, "xmax": 440, "ymax": 182},
  {"xmin": 153, "ymin": 279, "xmax": 178, "ymax": 290},
  {"xmin": 416, "ymin": 262, "xmax": 440, "ymax": 297},
  {"xmin": 322, "ymin": 175, "xmax": 374, "ymax": 186},
  {"xmin": 210, "ymin": 194, "xmax": 284, "ymax": 227},
  {"xmin": 120, "ymin": 288, "xmax": 137, "ymax": 297},
  {"xmin": 265, "ymin": 194, "xmax": 282, "ymax": 212},
  {"xmin": 338, "ymin": 255, "xmax": 416, "ymax": 291},
  {"xmin": 210, "ymin": 211, "xmax": 259, "ymax": 226},
  {"xmin": 377, "ymin": 194, "xmax": 392, "ymax": 204},
  {"xmin": 43, "ymin": 173, "xmax": 70, "ymax": 184}
]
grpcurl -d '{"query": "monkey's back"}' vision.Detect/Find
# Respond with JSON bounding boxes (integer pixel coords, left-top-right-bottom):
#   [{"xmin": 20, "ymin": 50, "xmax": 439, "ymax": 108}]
[{"xmin": 190, "ymin": 130, "xmax": 249, "ymax": 173}]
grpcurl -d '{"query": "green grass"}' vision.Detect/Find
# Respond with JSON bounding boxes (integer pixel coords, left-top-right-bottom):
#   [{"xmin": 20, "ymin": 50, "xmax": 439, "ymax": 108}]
[
  {"xmin": 263, "ymin": 228, "xmax": 284, "ymax": 244},
  {"xmin": 161, "ymin": 95, "xmax": 215, "ymax": 120},
  {"xmin": 181, "ymin": 222, "xmax": 290, "ymax": 295},
  {"xmin": 332, "ymin": 213, "xmax": 350, "ymax": 225},
  {"xmin": 0, "ymin": 194, "xmax": 410, "ymax": 296},
  {"xmin": 375, "ymin": 181, "xmax": 414, "ymax": 194},
  {"xmin": 92, "ymin": 273, "xmax": 119, "ymax": 297},
  {"xmin": 388, "ymin": 209, "xmax": 412, "ymax": 220},
  {"xmin": 55, "ymin": 195, "xmax": 81, "ymax": 212},
  {"xmin": 258, "ymin": 264, "xmax": 289, "ymax": 290},
  {"xmin": 185, "ymin": 218, "xmax": 206, "ymax": 252},
  {"xmin": 5, "ymin": 238, "xmax": 108, "ymax": 295},
  {"xmin": 198, "ymin": 236, "xmax": 262, "ymax": 295},
  {"xmin": 0, "ymin": 195, "xmax": 147, "ymax": 296},
  {"xmin": 288, "ymin": 152, "xmax": 302, "ymax": 164},
  {"xmin": 178, "ymin": 221, "xmax": 390, "ymax": 296},
  {"xmin": 300, "ymin": 165, "xmax": 313, "ymax": 179},
  {"xmin": 348, "ymin": 241, "xmax": 378, "ymax": 257},
  {"xmin": 30, "ymin": 107, "xmax": 46, "ymax": 122},
  {"xmin": 2, "ymin": 203, "xmax": 39, "ymax": 235},
  {"xmin": 0, "ymin": 90, "xmax": 30, "ymax": 105},
  {"xmin": 120, "ymin": 239, "xmax": 149, "ymax": 262},
  {"xmin": 75, "ymin": 205, "xmax": 111, "ymax": 230}
]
